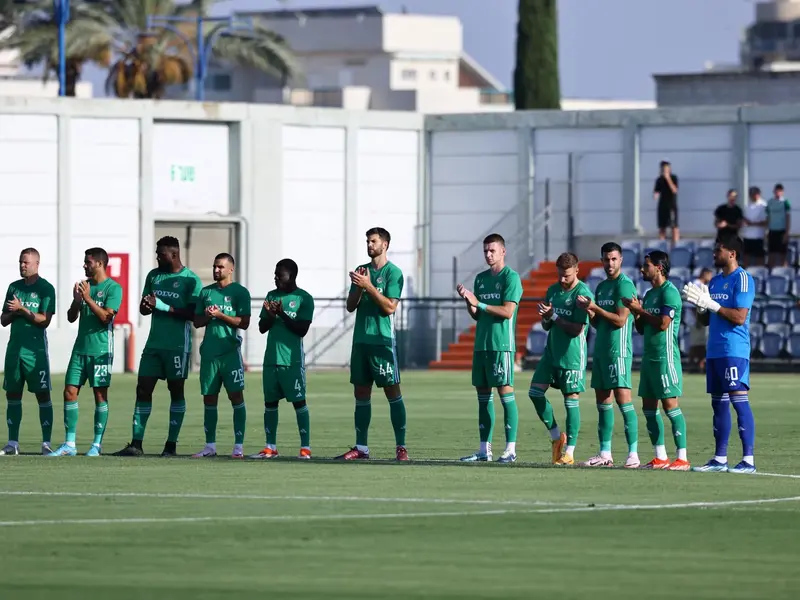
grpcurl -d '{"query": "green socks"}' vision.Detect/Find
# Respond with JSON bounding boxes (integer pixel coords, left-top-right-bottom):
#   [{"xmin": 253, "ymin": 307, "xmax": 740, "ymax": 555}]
[
  {"xmin": 232, "ymin": 402, "xmax": 246, "ymax": 445},
  {"xmin": 295, "ymin": 404, "xmax": 310, "ymax": 448},
  {"xmin": 38, "ymin": 400, "xmax": 53, "ymax": 443},
  {"xmin": 666, "ymin": 407, "xmax": 687, "ymax": 450},
  {"xmin": 388, "ymin": 395, "xmax": 406, "ymax": 446},
  {"xmin": 354, "ymin": 397, "xmax": 371, "ymax": 447},
  {"xmin": 644, "ymin": 409, "xmax": 665, "ymax": 447},
  {"xmin": 264, "ymin": 404, "xmax": 279, "ymax": 445},
  {"xmin": 132, "ymin": 401, "xmax": 151, "ymax": 441},
  {"xmin": 499, "ymin": 393, "xmax": 518, "ymax": 443},
  {"xmin": 64, "ymin": 401, "xmax": 79, "ymax": 443},
  {"xmin": 564, "ymin": 397, "xmax": 580, "ymax": 449},
  {"xmin": 93, "ymin": 402, "xmax": 108, "ymax": 446},
  {"xmin": 529, "ymin": 387, "xmax": 558, "ymax": 431},
  {"xmin": 597, "ymin": 402, "xmax": 614, "ymax": 453},
  {"xmin": 477, "ymin": 392, "xmax": 494, "ymax": 443},
  {"xmin": 204, "ymin": 404, "xmax": 218, "ymax": 444},
  {"xmin": 167, "ymin": 399, "xmax": 186, "ymax": 443},
  {"xmin": 619, "ymin": 402, "xmax": 639, "ymax": 454},
  {"xmin": 6, "ymin": 398, "xmax": 21, "ymax": 442}
]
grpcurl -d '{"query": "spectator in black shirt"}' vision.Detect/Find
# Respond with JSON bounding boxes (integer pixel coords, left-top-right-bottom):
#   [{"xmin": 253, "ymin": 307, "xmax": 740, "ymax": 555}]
[
  {"xmin": 714, "ymin": 188, "xmax": 743, "ymax": 240},
  {"xmin": 654, "ymin": 160, "xmax": 679, "ymax": 243}
]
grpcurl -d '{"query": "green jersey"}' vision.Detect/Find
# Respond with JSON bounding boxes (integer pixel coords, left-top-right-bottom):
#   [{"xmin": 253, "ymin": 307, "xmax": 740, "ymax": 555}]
[
  {"xmin": 543, "ymin": 281, "xmax": 592, "ymax": 369},
  {"xmin": 4, "ymin": 277, "xmax": 56, "ymax": 353},
  {"xmin": 350, "ymin": 261, "xmax": 403, "ymax": 346},
  {"xmin": 641, "ymin": 280, "xmax": 682, "ymax": 362},
  {"xmin": 72, "ymin": 278, "xmax": 123, "ymax": 357},
  {"xmin": 141, "ymin": 267, "xmax": 203, "ymax": 352},
  {"xmin": 592, "ymin": 273, "xmax": 637, "ymax": 359},
  {"xmin": 767, "ymin": 197, "xmax": 791, "ymax": 231},
  {"xmin": 473, "ymin": 266, "xmax": 523, "ymax": 352},
  {"xmin": 195, "ymin": 282, "xmax": 251, "ymax": 358},
  {"xmin": 260, "ymin": 287, "xmax": 315, "ymax": 366}
]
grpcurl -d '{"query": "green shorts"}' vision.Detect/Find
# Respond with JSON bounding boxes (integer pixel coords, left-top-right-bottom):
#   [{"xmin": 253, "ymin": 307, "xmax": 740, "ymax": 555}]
[
  {"xmin": 638, "ymin": 359, "xmax": 683, "ymax": 400},
  {"xmin": 3, "ymin": 348, "xmax": 51, "ymax": 394},
  {"xmin": 472, "ymin": 351, "xmax": 514, "ymax": 388},
  {"xmin": 199, "ymin": 351, "xmax": 245, "ymax": 396},
  {"xmin": 263, "ymin": 365, "xmax": 306, "ymax": 403},
  {"xmin": 138, "ymin": 348, "xmax": 190, "ymax": 381},
  {"xmin": 591, "ymin": 355, "xmax": 633, "ymax": 390},
  {"xmin": 350, "ymin": 343, "xmax": 400, "ymax": 388},
  {"xmin": 530, "ymin": 351, "xmax": 585, "ymax": 395},
  {"xmin": 65, "ymin": 353, "xmax": 113, "ymax": 388}
]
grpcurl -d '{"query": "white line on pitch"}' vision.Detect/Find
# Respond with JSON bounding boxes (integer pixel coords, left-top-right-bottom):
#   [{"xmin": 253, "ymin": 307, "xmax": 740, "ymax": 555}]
[
  {"xmin": 1, "ymin": 495, "xmax": 799, "ymax": 527},
  {"xmin": 753, "ymin": 472, "xmax": 800, "ymax": 480}
]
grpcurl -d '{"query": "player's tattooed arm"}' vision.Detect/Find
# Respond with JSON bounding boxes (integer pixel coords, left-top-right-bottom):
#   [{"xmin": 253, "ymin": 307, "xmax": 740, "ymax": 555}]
[{"xmin": 539, "ymin": 301, "xmax": 583, "ymax": 337}]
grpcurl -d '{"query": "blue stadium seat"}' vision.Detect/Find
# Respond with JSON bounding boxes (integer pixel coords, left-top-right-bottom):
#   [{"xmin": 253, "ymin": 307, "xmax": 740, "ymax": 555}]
[
  {"xmin": 675, "ymin": 239, "xmax": 696, "ymax": 252},
  {"xmin": 670, "ymin": 246, "xmax": 693, "ymax": 269},
  {"xmin": 589, "ymin": 267, "xmax": 605, "ymax": 278},
  {"xmin": 698, "ymin": 238, "xmax": 716, "ymax": 248},
  {"xmin": 621, "ymin": 239, "xmax": 642, "ymax": 255},
  {"xmin": 750, "ymin": 302, "xmax": 763, "ymax": 324},
  {"xmin": 750, "ymin": 322, "xmax": 764, "ymax": 348},
  {"xmin": 766, "ymin": 323, "xmax": 791, "ymax": 337},
  {"xmin": 669, "ymin": 275, "xmax": 686, "ymax": 290},
  {"xmin": 622, "ymin": 267, "xmax": 640, "ymax": 280},
  {"xmin": 646, "ymin": 239, "xmax": 669, "ymax": 252},
  {"xmin": 636, "ymin": 280, "xmax": 649, "ymax": 297},
  {"xmin": 672, "ymin": 267, "xmax": 691, "ymax": 281},
  {"xmin": 789, "ymin": 240, "xmax": 799, "ymax": 267},
  {"xmin": 759, "ymin": 331, "xmax": 785, "ymax": 358},
  {"xmin": 789, "ymin": 305, "xmax": 800, "ymax": 325},
  {"xmin": 585, "ymin": 275, "xmax": 603, "ymax": 292},
  {"xmin": 794, "ymin": 276, "xmax": 800, "ymax": 297},
  {"xmin": 632, "ymin": 333, "xmax": 644, "ymax": 356},
  {"xmin": 787, "ymin": 333, "xmax": 800, "ymax": 358},
  {"xmin": 770, "ymin": 266, "xmax": 795, "ymax": 279},
  {"xmin": 694, "ymin": 247, "xmax": 714, "ymax": 269},
  {"xmin": 527, "ymin": 329, "xmax": 547, "ymax": 356},
  {"xmin": 765, "ymin": 274, "xmax": 792, "ymax": 298},
  {"xmin": 763, "ymin": 302, "xmax": 790, "ymax": 324},
  {"xmin": 621, "ymin": 247, "xmax": 639, "ymax": 267},
  {"xmin": 793, "ymin": 323, "xmax": 800, "ymax": 333}
]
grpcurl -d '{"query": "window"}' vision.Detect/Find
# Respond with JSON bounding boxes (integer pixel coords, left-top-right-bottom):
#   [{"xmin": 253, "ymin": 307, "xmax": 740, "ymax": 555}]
[
  {"xmin": 401, "ymin": 69, "xmax": 417, "ymax": 81},
  {"xmin": 204, "ymin": 73, "xmax": 232, "ymax": 91}
]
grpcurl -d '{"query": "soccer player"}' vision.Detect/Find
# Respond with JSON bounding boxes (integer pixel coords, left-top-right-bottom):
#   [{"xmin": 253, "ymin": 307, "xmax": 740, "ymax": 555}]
[
  {"xmin": 0, "ymin": 248, "xmax": 56, "ymax": 455},
  {"xmin": 528, "ymin": 252, "xmax": 592, "ymax": 465},
  {"xmin": 113, "ymin": 237, "xmax": 203, "ymax": 457},
  {"xmin": 191, "ymin": 253, "xmax": 251, "ymax": 459},
  {"xmin": 576, "ymin": 242, "xmax": 640, "ymax": 468},
  {"xmin": 621, "ymin": 251, "xmax": 689, "ymax": 470},
  {"xmin": 336, "ymin": 227, "xmax": 408, "ymax": 461},
  {"xmin": 684, "ymin": 235, "xmax": 757, "ymax": 474},
  {"xmin": 251, "ymin": 259, "xmax": 314, "ymax": 459},
  {"xmin": 457, "ymin": 233, "xmax": 523, "ymax": 463},
  {"xmin": 49, "ymin": 248, "xmax": 123, "ymax": 456}
]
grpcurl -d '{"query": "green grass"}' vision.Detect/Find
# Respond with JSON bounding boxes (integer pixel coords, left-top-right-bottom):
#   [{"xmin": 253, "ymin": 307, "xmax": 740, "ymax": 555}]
[{"xmin": 1, "ymin": 370, "xmax": 799, "ymax": 599}]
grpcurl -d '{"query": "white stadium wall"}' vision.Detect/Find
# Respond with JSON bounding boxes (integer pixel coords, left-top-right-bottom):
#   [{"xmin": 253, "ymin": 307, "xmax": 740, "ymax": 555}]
[{"xmin": 3, "ymin": 99, "xmax": 800, "ymax": 370}]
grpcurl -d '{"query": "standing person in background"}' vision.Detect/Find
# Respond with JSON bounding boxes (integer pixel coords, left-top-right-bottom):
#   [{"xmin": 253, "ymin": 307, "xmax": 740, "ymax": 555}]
[
  {"xmin": 686, "ymin": 268, "xmax": 714, "ymax": 373},
  {"xmin": 741, "ymin": 187, "xmax": 767, "ymax": 268},
  {"xmin": 714, "ymin": 189, "xmax": 743, "ymax": 241},
  {"xmin": 654, "ymin": 160, "xmax": 680, "ymax": 244},
  {"xmin": 767, "ymin": 183, "xmax": 792, "ymax": 267}
]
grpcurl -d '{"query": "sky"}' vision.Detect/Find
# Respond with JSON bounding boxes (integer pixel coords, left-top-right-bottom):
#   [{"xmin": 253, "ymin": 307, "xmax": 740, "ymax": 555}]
[{"xmin": 84, "ymin": 0, "xmax": 757, "ymax": 100}]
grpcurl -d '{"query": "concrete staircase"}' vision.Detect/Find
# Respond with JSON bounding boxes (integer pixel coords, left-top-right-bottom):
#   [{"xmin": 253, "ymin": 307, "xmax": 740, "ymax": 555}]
[{"xmin": 429, "ymin": 260, "xmax": 603, "ymax": 370}]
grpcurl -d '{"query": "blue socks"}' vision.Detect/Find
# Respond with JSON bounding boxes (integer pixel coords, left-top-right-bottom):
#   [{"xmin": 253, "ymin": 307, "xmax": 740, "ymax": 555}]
[
  {"xmin": 731, "ymin": 394, "xmax": 755, "ymax": 457},
  {"xmin": 711, "ymin": 393, "xmax": 755, "ymax": 459},
  {"xmin": 711, "ymin": 394, "xmax": 731, "ymax": 457}
]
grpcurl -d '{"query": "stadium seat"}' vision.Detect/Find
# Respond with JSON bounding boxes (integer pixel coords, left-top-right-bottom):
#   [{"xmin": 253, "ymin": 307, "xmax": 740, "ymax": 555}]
[
  {"xmin": 621, "ymin": 247, "xmax": 639, "ymax": 267},
  {"xmin": 589, "ymin": 267, "xmax": 605, "ymax": 278},
  {"xmin": 759, "ymin": 331, "xmax": 785, "ymax": 358},
  {"xmin": 675, "ymin": 239, "xmax": 696, "ymax": 251},
  {"xmin": 787, "ymin": 333, "xmax": 800, "ymax": 358},
  {"xmin": 622, "ymin": 267, "xmax": 640, "ymax": 280},
  {"xmin": 636, "ymin": 280, "xmax": 649, "ymax": 297},
  {"xmin": 632, "ymin": 332, "xmax": 644, "ymax": 356},
  {"xmin": 621, "ymin": 239, "xmax": 642, "ymax": 255},
  {"xmin": 670, "ymin": 246, "xmax": 693, "ymax": 269},
  {"xmin": 794, "ymin": 276, "xmax": 800, "ymax": 297},
  {"xmin": 694, "ymin": 247, "xmax": 714, "ymax": 269},
  {"xmin": 646, "ymin": 239, "xmax": 669, "ymax": 253},
  {"xmin": 698, "ymin": 238, "xmax": 716, "ymax": 248},
  {"xmin": 765, "ymin": 274, "xmax": 792, "ymax": 298},
  {"xmin": 750, "ymin": 322, "xmax": 765, "ymax": 347},
  {"xmin": 669, "ymin": 275, "xmax": 686, "ymax": 290},
  {"xmin": 672, "ymin": 267, "xmax": 691, "ymax": 281},
  {"xmin": 527, "ymin": 328, "xmax": 547, "ymax": 356},
  {"xmin": 763, "ymin": 302, "xmax": 790, "ymax": 324},
  {"xmin": 789, "ymin": 305, "xmax": 800, "ymax": 325},
  {"xmin": 766, "ymin": 323, "xmax": 791, "ymax": 337},
  {"xmin": 585, "ymin": 275, "xmax": 603, "ymax": 292},
  {"xmin": 770, "ymin": 266, "xmax": 794, "ymax": 279},
  {"xmin": 751, "ymin": 302, "xmax": 763, "ymax": 324},
  {"xmin": 789, "ymin": 240, "xmax": 799, "ymax": 267},
  {"xmin": 748, "ymin": 266, "xmax": 768, "ymax": 281},
  {"xmin": 793, "ymin": 323, "xmax": 800, "ymax": 333}
]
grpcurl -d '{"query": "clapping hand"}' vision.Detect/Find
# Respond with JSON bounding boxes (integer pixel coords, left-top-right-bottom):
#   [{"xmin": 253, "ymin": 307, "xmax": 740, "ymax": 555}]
[{"xmin": 538, "ymin": 302, "xmax": 554, "ymax": 320}]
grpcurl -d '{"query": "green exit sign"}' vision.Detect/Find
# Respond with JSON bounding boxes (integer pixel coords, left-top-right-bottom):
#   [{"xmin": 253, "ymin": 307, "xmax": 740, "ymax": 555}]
[{"xmin": 170, "ymin": 165, "xmax": 196, "ymax": 183}]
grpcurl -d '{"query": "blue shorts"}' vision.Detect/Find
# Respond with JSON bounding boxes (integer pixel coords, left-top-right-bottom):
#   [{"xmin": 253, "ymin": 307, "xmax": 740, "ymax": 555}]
[{"xmin": 706, "ymin": 357, "xmax": 750, "ymax": 394}]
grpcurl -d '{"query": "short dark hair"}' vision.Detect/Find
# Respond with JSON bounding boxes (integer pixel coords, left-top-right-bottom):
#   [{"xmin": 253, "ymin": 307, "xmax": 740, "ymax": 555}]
[
  {"xmin": 749, "ymin": 186, "xmax": 761, "ymax": 197},
  {"xmin": 775, "ymin": 183, "xmax": 784, "ymax": 192},
  {"xmin": 644, "ymin": 250, "xmax": 670, "ymax": 277},
  {"xmin": 556, "ymin": 252, "xmax": 579, "ymax": 269},
  {"xmin": 716, "ymin": 233, "xmax": 743, "ymax": 261},
  {"xmin": 700, "ymin": 267, "xmax": 714, "ymax": 277},
  {"xmin": 660, "ymin": 160, "xmax": 670, "ymax": 168},
  {"xmin": 20, "ymin": 247, "xmax": 40, "ymax": 259},
  {"xmin": 157, "ymin": 236, "xmax": 180, "ymax": 249},
  {"xmin": 215, "ymin": 252, "xmax": 235, "ymax": 266},
  {"xmin": 276, "ymin": 258, "xmax": 298, "ymax": 279},
  {"xmin": 85, "ymin": 247, "xmax": 109, "ymax": 267},
  {"xmin": 366, "ymin": 227, "xmax": 391, "ymax": 246},
  {"xmin": 483, "ymin": 233, "xmax": 505, "ymax": 247},
  {"xmin": 727, "ymin": 188, "xmax": 737, "ymax": 196},
  {"xmin": 600, "ymin": 242, "xmax": 622, "ymax": 256}
]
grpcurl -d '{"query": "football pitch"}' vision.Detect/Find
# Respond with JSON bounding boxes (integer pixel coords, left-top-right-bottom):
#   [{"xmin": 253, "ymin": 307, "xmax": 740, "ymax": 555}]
[{"xmin": 1, "ymin": 370, "xmax": 799, "ymax": 599}]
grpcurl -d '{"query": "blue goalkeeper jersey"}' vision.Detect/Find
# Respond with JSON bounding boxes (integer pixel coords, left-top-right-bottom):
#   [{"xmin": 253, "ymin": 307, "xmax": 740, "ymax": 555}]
[{"xmin": 707, "ymin": 267, "xmax": 755, "ymax": 360}]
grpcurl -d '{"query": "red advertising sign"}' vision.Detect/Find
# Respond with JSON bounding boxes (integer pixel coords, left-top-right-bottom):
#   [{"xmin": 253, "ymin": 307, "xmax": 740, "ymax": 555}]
[{"xmin": 106, "ymin": 253, "xmax": 130, "ymax": 325}]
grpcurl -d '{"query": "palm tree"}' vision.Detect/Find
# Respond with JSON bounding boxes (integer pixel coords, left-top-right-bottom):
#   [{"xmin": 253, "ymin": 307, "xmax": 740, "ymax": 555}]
[{"xmin": 1, "ymin": 0, "xmax": 299, "ymax": 99}]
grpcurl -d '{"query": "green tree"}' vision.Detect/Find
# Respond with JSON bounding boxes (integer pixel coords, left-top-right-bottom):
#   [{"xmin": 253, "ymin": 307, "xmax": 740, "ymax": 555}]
[{"xmin": 513, "ymin": 0, "xmax": 560, "ymax": 110}]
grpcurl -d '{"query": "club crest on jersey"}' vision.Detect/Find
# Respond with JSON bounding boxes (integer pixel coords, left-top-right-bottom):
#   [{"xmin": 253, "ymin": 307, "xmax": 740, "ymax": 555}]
[
  {"xmin": 97, "ymin": 291, "xmax": 104, "ymax": 298},
  {"xmin": 224, "ymin": 296, "xmax": 231, "ymax": 302},
  {"xmin": 495, "ymin": 283, "xmax": 500, "ymax": 290},
  {"xmin": 377, "ymin": 277, "xmax": 383, "ymax": 284},
  {"xmin": 565, "ymin": 298, "xmax": 573, "ymax": 306},
  {"xmin": 723, "ymin": 283, "xmax": 729, "ymax": 289},
  {"xmin": 173, "ymin": 281, "xmax": 181, "ymax": 288},
  {"xmin": 289, "ymin": 301, "xmax": 296, "ymax": 308},
  {"xmin": 30, "ymin": 292, "xmax": 37, "ymax": 298}
]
